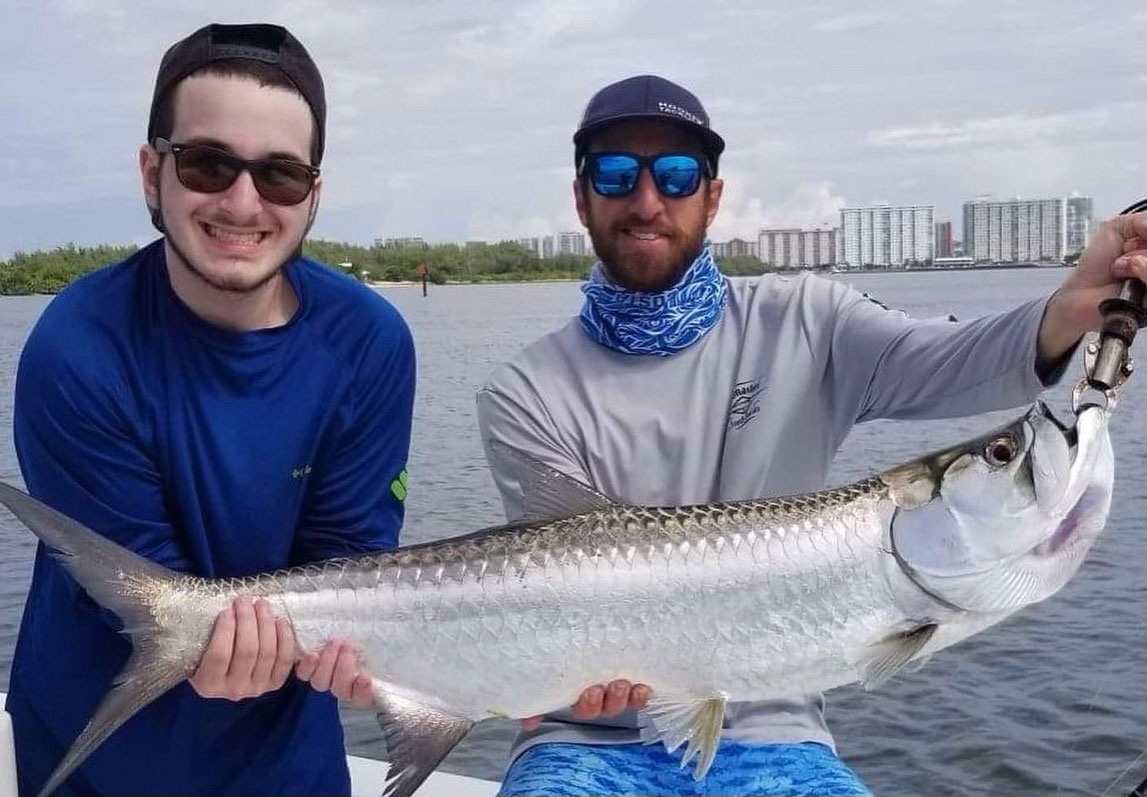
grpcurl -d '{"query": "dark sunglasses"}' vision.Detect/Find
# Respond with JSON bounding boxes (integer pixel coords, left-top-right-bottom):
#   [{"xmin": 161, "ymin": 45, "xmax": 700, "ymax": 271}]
[
  {"xmin": 154, "ymin": 138, "xmax": 320, "ymax": 206},
  {"xmin": 579, "ymin": 152, "xmax": 711, "ymax": 199}
]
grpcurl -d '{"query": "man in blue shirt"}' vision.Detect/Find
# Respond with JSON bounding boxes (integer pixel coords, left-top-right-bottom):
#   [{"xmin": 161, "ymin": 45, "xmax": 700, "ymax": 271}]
[{"xmin": 6, "ymin": 23, "xmax": 415, "ymax": 795}]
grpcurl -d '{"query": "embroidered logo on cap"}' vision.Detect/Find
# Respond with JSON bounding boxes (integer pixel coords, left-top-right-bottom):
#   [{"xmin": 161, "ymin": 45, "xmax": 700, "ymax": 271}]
[{"xmin": 657, "ymin": 101, "xmax": 704, "ymax": 126}]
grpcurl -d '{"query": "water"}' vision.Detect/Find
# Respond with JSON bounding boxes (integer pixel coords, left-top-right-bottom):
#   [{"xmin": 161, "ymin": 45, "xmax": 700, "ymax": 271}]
[{"xmin": 0, "ymin": 269, "xmax": 1143, "ymax": 795}]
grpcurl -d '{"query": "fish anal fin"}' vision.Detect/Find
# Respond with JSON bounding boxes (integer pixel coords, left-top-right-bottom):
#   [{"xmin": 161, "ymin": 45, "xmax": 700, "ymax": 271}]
[
  {"xmin": 373, "ymin": 684, "xmax": 474, "ymax": 797},
  {"xmin": 862, "ymin": 622, "xmax": 939, "ymax": 690},
  {"xmin": 637, "ymin": 693, "xmax": 727, "ymax": 781}
]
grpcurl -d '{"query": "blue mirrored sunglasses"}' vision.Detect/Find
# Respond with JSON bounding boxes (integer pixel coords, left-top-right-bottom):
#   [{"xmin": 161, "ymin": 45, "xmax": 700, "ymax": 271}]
[{"xmin": 580, "ymin": 152, "xmax": 710, "ymax": 199}]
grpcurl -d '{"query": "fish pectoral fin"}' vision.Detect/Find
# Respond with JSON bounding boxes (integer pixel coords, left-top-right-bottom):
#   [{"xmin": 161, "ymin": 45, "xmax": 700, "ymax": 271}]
[
  {"xmin": 637, "ymin": 693, "xmax": 727, "ymax": 781},
  {"xmin": 861, "ymin": 622, "xmax": 939, "ymax": 690},
  {"xmin": 484, "ymin": 439, "xmax": 619, "ymax": 523},
  {"xmin": 373, "ymin": 685, "xmax": 474, "ymax": 797}
]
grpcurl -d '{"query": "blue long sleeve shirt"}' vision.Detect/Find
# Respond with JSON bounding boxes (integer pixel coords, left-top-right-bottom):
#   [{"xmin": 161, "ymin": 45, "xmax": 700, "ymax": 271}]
[{"xmin": 6, "ymin": 240, "xmax": 416, "ymax": 796}]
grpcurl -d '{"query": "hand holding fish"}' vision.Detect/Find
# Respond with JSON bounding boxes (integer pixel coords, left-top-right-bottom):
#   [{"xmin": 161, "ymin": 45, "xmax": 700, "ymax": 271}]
[
  {"xmin": 187, "ymin": 597, "xmax": 374, "ymax": 707},
  {"xmin": 521, "ymin": 679, "xmax": 652, "ymax": 731},
  {"xmin": 296, "ymin": 638, "xmax": 375, "ymax": 708},
  {"xmin": 1039, "ymin": 210, "xmax": 1146, "ymax": 364},
  {"xmin": 188, "ymin": 597, "xmax": 295, "ymax": 701}
]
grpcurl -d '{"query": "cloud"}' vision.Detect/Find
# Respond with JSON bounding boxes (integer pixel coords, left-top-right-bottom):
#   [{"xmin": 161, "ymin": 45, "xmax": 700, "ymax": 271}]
[
  {"xmin": 709, "ymin": 179, "xmax": 848, "ymax": 239},
  {"xmin": 810, "ymin": 11, "xmax": 889, "ymax": 33},
  {"xmin": 866, "ymin": 102, "xmax": 1141, "ymax": 152},
  {"xmin": 0, "ymin": 0, "xmax": 1144, "ymax": 258}
]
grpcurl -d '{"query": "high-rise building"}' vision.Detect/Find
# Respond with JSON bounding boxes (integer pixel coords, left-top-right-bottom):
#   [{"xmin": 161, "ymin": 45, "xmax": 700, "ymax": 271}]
[
  {"xmin": 541, "ymin": 236, "xmax": 555, "ymax": 259},
  {"xmin": 758, "ymin": 228, "xmax": 798, "ymax": 268},
  {"xmin": 934, "ymin": 221, "xmax": 953, "ymax": 258},
  {"xmin": 839, "ymin": 205, "xmax": 934, "ymax": 268},
  {"xmin": 723, "ymin": 238, "xmax": 758, "ymax": 258},
  {"xmin": 380, "ymin": 237, "xmax": 428, "ymax": 249},
  {"xmin": 962, "ymin": 197, "xmax": 1065, "ymax": 262},
  {"xmin": 516, "ymin": 237, "xmax": 541, "ymax": 257},
  {"xmin": 557, "ymin": 231, "xmax": 587, "ymax": 256},
  {"xmin": 758, "ymin": 227, "xmax": 838, "ymax": 268},
  {"xmin": 1066, "ymin": 196, "xmax": 1093, "ymax": 255}
]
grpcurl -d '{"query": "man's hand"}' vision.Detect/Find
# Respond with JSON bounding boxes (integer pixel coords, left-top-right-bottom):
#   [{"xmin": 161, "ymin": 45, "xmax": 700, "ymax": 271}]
[
  {"xmin": 296, "ymin": 638, "xmax": 375, "ymax": 708},
  {"xmin": 1039, "ymin": 211, "xmax": 1147, "ymax": 365},
  {"xmin": 521, "ymin": 679, "xmax": 652, "ymax": 731},
  {"xmin": 189, "ymin": 597, "xmax": 295, "ymax": 700}
]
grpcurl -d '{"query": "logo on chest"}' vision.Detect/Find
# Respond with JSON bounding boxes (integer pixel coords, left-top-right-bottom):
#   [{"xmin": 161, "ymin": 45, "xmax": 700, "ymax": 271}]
[{"xmin": 727, "ymin": 378, "xmax": 764, "ymax": 431}]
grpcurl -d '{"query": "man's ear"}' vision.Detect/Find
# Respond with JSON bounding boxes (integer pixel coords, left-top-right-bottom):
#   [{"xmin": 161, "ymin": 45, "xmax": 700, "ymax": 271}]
[
  {"xmin": 139, "ymin": 143, "xmax": 161, "ymax": 211},
  {"xmin": 309, "ymin": 175, "xmax": 323, "ymax": 221},
  {"xmin": 303, "ymin": 175, "xmax": 323, "ymax": 236},
  {"xmin": 705, "ymin": 178, "xmax": 724, "ymax": 227},
  {"xmin": 574, "ymin": 178, "xmax": 589, "ymax": 227}
]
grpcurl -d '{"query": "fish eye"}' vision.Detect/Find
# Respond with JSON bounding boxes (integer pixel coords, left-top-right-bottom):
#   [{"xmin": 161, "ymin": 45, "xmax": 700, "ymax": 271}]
[{"xmin": 984, "ymin": 435, "xmax": 1018, "ymax": 467}]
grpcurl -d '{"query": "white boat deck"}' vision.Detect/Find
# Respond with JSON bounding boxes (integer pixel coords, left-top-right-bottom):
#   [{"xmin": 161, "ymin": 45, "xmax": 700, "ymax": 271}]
[{"xmin": 0, "ymin": 691, "xmax": 498, "ymax": 797}]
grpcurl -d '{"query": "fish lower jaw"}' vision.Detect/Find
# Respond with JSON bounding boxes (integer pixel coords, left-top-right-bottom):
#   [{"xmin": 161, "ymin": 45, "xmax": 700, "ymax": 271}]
[{"xmin": 1034, "ymin": 482, "xmax": 1111, "ymax": 557}]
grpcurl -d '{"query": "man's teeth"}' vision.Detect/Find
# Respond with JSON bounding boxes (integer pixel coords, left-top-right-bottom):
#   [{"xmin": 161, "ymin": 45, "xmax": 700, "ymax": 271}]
[
  {"xmin": 206, "ymin": 225, "xmax": 263, "ymax": 245},
  {"xmin": 627, "ymin": 231, "xmax": 660, "ymax": 241}
]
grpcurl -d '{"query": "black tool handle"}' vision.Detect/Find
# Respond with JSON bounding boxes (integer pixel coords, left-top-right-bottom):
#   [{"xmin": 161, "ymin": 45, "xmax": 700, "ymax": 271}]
[{"xmin": 1087, "ymin": 199, "xmax": 1147, "ymax": 391}]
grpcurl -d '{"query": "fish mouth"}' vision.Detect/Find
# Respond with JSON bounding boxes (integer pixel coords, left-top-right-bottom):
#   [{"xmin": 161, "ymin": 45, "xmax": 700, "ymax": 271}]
[
  {"xmin": 1028, "ymin": 401, "xmax": 1111, "ymax": 557},
  {"xmin": 1034, "ymin": 481, "xmax": 1107, "ymax": 556}
]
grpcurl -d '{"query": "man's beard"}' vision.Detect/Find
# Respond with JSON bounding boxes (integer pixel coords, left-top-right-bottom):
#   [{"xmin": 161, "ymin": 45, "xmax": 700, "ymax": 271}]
[
  {"xmin": 157, "ymin": 189, "xmax": 312, "ymax": 296},
  {"xmin": 166, "ymin": 232, "xmax": 286, "ymax": 295},
  {"xmin": 584, "ymin": 207, "xmax": 708, "ymax": 293}
]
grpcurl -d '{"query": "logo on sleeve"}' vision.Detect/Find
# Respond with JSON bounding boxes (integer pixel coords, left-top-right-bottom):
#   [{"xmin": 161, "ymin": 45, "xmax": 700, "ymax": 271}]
[{"xmin": 390, "ymin": 468, "xmax": 409, "ymax": 502}]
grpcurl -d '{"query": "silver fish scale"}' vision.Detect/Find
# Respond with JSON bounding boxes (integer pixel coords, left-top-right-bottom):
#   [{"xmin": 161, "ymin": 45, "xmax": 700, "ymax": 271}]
[{"xmin": 160, "ymin": 476, "xmax": 903, "ymax": 719}]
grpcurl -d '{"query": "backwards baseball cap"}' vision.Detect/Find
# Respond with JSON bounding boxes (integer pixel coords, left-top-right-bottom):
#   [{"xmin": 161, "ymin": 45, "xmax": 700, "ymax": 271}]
[
  {"xmin": 147, "ymin": 23, "xmax": 326, "ymax": 164},
  {"xmin": 573, "ymin": 74, "xmax": 725, "ymax": 174}
]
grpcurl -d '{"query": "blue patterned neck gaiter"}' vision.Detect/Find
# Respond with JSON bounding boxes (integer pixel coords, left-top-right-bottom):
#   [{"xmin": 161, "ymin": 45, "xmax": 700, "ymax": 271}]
[{"xmin": 578, "ymin": 243, "xmax": 728, "ymax": 356}]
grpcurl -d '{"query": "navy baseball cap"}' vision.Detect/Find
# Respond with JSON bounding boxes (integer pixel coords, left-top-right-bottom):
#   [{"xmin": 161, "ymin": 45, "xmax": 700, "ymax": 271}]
[
  {"xmin": 148, "ymin": 23, "xmax": 326, "ymax": 164},
  {"xmin": 573, "ymin": 74, "xmax": 725, "ymax": 174}
]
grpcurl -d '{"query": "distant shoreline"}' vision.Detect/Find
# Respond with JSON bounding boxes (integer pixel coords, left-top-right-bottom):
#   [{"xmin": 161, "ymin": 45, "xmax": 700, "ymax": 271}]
[
  {"xmin": 831, "ymin": 262, "xmax": 1069, "ymax": 275},
  {"xmin": 0, "ymin": 261, "xmax": 1071, "ymax": 297},
  {"xmin": 370, "ymin": 278, "xmax": 583, "ymax": 287},
  {"xmin": 366, "ymin": 261, "xmax": 1070, "ymax": 288}
]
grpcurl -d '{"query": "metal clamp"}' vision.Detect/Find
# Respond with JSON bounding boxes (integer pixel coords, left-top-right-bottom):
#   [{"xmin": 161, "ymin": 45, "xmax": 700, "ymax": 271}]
[{"xmin": 1073, "ymin": 335, "xmax": 1132, "ymax": 414}]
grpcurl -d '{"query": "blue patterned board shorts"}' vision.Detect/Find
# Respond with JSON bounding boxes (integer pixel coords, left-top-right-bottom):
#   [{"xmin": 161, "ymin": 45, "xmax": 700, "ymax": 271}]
[{"xmin": 499, "ymin": 739, "xmax": 873, "ymax": 796}]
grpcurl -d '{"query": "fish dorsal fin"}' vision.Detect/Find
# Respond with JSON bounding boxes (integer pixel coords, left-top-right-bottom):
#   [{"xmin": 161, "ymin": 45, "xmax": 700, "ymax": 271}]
[
  {"xmin": 373, "ymin": 684, "xmax": 474, "ymax": 797},
  {"xmin": 638, "ymin": 693, "xmax": 727, "ymax": 780},
  {"xmin": 486, "ymin": 440, "xmax": 618, "ymax": 523},
  {"xmin": 861, "ymin": 623, "xmax": 939, "ymax": 690}
]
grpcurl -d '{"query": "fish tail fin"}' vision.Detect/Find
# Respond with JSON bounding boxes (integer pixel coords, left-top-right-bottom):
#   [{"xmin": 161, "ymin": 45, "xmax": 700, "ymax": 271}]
[{"xmin": 0, "ymin": 482, "xmax": 189, "ymax": 796}]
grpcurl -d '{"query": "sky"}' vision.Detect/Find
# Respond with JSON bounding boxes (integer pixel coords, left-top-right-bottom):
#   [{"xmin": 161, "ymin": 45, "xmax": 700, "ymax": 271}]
[{"xmin": 0, "ymin": 0, "xmax": 1144, "ymax": 259}]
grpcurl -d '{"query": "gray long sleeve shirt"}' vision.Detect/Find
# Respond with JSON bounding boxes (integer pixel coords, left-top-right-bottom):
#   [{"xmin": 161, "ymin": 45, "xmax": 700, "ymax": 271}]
[{"xmin": 475, "ymin": 271, "xmax": 1062, "ymax": 762}]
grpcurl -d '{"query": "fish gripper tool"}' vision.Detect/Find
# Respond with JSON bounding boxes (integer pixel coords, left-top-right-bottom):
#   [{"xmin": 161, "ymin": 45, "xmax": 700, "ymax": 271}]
[{"xmin": 1073, "ymin": 198, "xmax": 1147, "ymax": 414}]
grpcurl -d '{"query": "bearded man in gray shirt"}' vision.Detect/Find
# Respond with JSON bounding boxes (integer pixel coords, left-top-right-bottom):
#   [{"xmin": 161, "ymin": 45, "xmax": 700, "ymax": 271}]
[{"xmin": 476, "ymin": 74, "xmax": 1147, "ymax": 797}]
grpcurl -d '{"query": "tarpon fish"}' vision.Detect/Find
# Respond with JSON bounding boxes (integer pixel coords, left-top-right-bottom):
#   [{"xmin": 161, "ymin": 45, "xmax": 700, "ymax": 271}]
[{"xmin": 0, "ymin": 401, "xmax": 1115, "ymax": 797}]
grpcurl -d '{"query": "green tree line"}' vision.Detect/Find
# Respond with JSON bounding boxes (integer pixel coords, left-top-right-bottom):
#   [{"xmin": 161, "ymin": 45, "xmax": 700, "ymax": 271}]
[
  {"xmin": 0, "ymin": 244, "xmax": 140, "ymax": 295},
  {"xmin": 302, "ymin": 239, "xmax": 594, "ymax": 284},
  {"xmin": 0, "ymin": 241, "xmax": 777, "ymax": 295}
]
